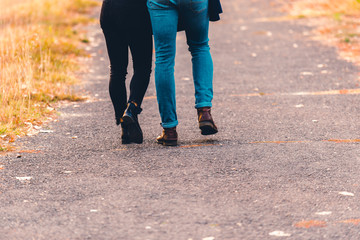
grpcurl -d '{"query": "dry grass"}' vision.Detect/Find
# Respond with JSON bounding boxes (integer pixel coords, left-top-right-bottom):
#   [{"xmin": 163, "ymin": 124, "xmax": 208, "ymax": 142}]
[
  {"xmin": 280, "ymin": 0, "xmax": 360, "ymax": 65},
  {"xmin": 0, "ymin": 0, "xmax": 100, "ymax": 151},
  {"xmin": 284, "ymin": 0, "xmax": 360, "ymax": 17}
]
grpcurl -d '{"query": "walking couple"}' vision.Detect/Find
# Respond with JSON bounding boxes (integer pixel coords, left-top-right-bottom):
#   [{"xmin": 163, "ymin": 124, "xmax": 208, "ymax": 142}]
[{"xmin": 100, "ymin": 0, "xmax": 222, "ymax": 146}]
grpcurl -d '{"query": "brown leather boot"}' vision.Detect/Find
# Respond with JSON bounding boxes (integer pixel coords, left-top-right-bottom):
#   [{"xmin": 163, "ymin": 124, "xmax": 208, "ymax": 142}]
[
  {"xmin": 197, "ymin": 107, "xmax": 218, "ymax": 135},
  {"xmin": 156, "ymin": 127, "xmax": 178, "ymax": 146}
]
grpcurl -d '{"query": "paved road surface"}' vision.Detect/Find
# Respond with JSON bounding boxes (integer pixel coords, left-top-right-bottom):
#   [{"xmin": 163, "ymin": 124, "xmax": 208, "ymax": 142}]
[{"xmin": 1, "ymin": 0, "xmax": 360, "ymax": 239}]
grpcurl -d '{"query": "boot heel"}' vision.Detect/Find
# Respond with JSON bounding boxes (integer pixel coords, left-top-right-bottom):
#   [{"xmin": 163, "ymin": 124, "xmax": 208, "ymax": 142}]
[
  {"xmin": 199, "ymin": 121, "xmax": 218, "ymax": 135},
  {"xmin": 156, "ymin": 127, "xmax": 178, "ymax": 146},
  {"xmin": 163, "ymin": 140, "xmax": 178, "ymax": 146},
  {"xmin": 197, "ymin": 107, "xmax": 218, "ymax": 135}
]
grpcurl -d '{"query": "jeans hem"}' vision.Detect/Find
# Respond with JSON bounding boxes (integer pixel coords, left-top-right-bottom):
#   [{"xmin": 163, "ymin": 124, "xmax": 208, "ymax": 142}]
[
  {"xmin": 195, "ymin": 102, "xmax": 212, "ymax": 108},
  {"xmin": 161, "ymin": 120, "xmax": 178, "ymax": 128}
]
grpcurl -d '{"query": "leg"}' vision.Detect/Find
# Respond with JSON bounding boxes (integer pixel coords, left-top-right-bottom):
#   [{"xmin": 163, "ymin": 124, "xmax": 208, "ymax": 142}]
[
  {"xmin": 181, "ymin": 0, "xmax": 218, "ymax": 135},
  {"xmin": 100, "ymin": 3, "xmax": 129, "ymax": 124},
  {"xmin": 108, "ymin": 41, "xmax": 128, "ymax": 125},
  {"xmin": 128, "ymin": 9, "xmax": 153, "ymax": 107},
  {"xmin": 181, "ymin": 0, "xmax": 214, "ymax": 109},
  {"xmin": 147, "ymin": 0, "xmax": 179, "ymax": 128}
]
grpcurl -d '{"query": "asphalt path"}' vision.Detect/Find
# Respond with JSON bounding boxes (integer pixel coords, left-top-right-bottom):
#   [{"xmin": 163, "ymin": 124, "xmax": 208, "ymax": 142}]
[{"xmin": 1, "ymin": 0, "xmax": 360, "ymax": 239}]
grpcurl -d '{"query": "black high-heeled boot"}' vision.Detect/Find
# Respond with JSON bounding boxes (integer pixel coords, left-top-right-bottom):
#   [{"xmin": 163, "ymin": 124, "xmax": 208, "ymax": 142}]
[{"xmin": 122, "ymin": 101, "xmax": 143, "ymax": 144}]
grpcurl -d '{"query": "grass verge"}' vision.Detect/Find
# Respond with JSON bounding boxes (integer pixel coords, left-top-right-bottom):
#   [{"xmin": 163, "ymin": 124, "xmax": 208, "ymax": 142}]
[{"xmin": 0, "ymin": 0, "xmax": 100, "ymax": 152}]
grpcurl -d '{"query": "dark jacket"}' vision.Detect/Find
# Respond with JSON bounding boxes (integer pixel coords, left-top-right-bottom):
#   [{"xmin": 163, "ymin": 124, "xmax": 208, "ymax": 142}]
[
  {"xmin": 178, "ymin": 0, "xmax": 222, "ymax": 31},
  {"xmin": 209, "ymin": 0, "xmax": 222, "ymax": 22}
]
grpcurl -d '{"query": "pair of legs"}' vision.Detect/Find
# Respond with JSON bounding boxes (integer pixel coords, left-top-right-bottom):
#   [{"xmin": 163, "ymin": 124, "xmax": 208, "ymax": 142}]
[
  {"xmin": 147, "ymin": 0, "xmax": 214, "ymax": 129},
  {"xmin": 148, "ymin": 0, "xmax": 217, "ymax": 145},
  {"xmin": 100, "ymin": 0, "xmax": 152, "ymax": 125},
  {"xmin": 100, "ymin": 0, "xmax": 153, "ymax": 144}
]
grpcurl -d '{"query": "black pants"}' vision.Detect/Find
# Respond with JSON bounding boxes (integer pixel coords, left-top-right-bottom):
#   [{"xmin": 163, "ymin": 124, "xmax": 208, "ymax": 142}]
[{"xmin": 100, "ymin": 0, "xmax": 153, "ymax": 123}]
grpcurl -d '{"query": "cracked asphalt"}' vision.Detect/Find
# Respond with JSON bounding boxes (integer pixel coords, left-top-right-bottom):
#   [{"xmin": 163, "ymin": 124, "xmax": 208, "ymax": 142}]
[{"xmin": 1, "ymin": 0, "xmax": 360, "ymax": 239}]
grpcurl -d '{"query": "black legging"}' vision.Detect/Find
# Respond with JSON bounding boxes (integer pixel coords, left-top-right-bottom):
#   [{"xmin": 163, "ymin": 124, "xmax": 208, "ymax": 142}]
[{"xmin": 100, "ymin": 0, "xmax": 153, "ymax": 123}]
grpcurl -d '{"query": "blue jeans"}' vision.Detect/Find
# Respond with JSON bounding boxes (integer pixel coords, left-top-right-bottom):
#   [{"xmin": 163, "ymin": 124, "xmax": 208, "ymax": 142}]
[{"xmin": 147, "ymin": 0, "xmax": 214, "ymax": 128}]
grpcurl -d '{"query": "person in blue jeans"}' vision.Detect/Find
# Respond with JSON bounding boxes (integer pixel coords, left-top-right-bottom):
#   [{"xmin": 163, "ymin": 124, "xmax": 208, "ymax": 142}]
[{"xmin": 148, "ymin": 0, "xmax": 219, "ymax": 146}]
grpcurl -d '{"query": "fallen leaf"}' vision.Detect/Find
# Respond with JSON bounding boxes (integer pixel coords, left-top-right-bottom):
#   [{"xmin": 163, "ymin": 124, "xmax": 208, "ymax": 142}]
[
  {"xmin": 40, "ymin": 129, "xmax": 54, "ymax": 133},
  {"xmin": 326, "ymin": 139, "xmax": 360, "ymax": 143},
  {"xmin": 301, "ymin": 72, "xmax": 314, "ymax": 76},
  {"xmin": 16, "ymin": 177, "xmax": 33, "ymax": 181},
  {"xmin": 339, "ymin": 219, "xmax": 360, "ymax": 225},
  {"xmin": 18, "ymin": 150, "xmax": 41, "ymax": 154},
  {"xmin": 338, "ymin": 191, "xmax": 354, "ymax": 196},
  {"xmin": 315, "ymin": 211, "xmax": 332, "ymax": 216},
  {"xmin": 295, "ymin": 220, "xmax": 326, "ymax": 228},
  {"xmin": 269, "ymin": 231, "xmax": 291, "ymax": 237},
  {"xmin": 180, "ymin": 144, "xmax": 219, "ymax": 148}
]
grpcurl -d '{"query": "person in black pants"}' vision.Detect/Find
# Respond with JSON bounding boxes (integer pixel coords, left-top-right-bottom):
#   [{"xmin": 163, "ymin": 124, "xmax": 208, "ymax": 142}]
[{"xmin": 100, "ymin": 0, "xmax": 152, "ymax": 144}]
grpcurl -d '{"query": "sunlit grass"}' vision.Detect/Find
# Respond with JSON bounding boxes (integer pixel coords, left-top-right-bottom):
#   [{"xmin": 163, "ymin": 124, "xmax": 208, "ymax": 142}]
[
  {"xmin": 0, "ymin": 0, "xmax": 100, "ymax": 151},
  {"xmin": 281, "ymin": 0, "xmax": 360, "ymax": 65},
  {"xmin": 285, "ymin": 0, "xmax": 360, "ymax": 17}
]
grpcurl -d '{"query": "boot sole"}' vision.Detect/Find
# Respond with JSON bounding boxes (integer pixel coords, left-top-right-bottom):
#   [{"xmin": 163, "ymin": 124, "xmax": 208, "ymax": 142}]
[
  {"xmin": 156, "ymin": 139, "xmax": 178, "ymax": 146},
  {"xmin": 122, "ymin": 133, "xmax": 142, "ymax": 144},
  {"xmin": 199, "ymin": 121, "xmax": 218, "ymax": 135},
  {"xmin": 128, "ymin": 123, "xmax": 143, "ymax": 144},
  {"xmin": 122, "ymin": 116, "xmax": 143, "ymax": 144}
]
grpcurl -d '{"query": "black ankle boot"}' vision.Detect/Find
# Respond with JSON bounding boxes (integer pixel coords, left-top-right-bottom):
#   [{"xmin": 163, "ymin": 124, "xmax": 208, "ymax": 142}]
[
  {"xmin": 122, "ymin": 102, "xmax": 143, "ymax": 144},
  {"xmin": 121, "ymin": 123, "xmax": 130, "ymax": 144}
]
